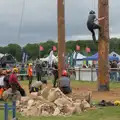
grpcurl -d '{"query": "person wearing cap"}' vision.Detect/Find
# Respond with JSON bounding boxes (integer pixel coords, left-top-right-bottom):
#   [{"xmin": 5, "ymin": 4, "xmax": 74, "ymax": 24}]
[
  {"xmin": 59, "ymin": 70, "xmax": 72, "ymax": 94},
  {"xmin": 9, "ymin": 68, "xmax": 26, "ymax": 96},
  {"xmin": 29, "ymin": 79, "xmax": 47, "ymax": 93},
  {"xmin": 28, "ymin": 63, "xmax": 33, "ymax": 89},
  {"xmin": 87, "ymin": 10, "xmax": 105, "ymax": 43}
]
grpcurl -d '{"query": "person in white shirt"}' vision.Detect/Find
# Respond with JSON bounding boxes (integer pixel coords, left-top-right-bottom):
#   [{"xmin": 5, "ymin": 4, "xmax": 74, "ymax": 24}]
[
  {"xmin": 117, "ymin": 61, "xmax": 120, "ymax": 81},
  {"xmin": 0, "ymin": 69, "xmax": 5, "ymax": 87}
]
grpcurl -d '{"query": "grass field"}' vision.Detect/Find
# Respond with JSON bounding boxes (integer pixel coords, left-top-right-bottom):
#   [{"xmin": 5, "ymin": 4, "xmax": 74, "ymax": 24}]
[
  {"xmin": 0, "ymin": 80, "xmax": 120, "ymax": 120},
  {"xmin": 0, "ymin": 106, "xmax": 120, "ymax": 120}
]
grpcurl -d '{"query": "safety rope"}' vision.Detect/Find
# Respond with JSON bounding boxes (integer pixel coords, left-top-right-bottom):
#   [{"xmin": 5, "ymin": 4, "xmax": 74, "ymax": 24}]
[{"xmin": 17, "ymin": 0, "xmax": 25, "ymax": 42}]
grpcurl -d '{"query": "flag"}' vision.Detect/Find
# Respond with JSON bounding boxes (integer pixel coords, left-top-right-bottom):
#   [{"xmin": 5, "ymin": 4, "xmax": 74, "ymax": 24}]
[
  {"xmin": 53, "ymin": 46, "xmax": 57, "ymax": 51},
  {"xmin": 76, "ymin": 45, "xmax": 80, "ymax": 51},
  {"xmin": 39, "ymin": 45, "xmax": 44, "ymax": 51},
  {"xmin": 86, "ymin": 47, "xmax": 91, "ymax": 53}
]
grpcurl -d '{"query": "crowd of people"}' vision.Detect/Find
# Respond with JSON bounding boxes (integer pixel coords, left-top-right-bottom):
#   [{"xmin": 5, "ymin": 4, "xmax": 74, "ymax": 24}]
[
  {"xmin": 0, "ymin": 68, "xmax": 25, "ymax": 101},
  {"xmin": 109, "ymin": 60, "xmax": 120, "ymax": 81},
  {"xmin": 0, "ymin": 58, "xmax": 72, "ymax": 101}
]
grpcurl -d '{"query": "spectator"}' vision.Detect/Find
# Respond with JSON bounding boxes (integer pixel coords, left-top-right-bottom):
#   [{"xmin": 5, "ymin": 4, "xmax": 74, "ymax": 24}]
[
  {"xmin": 111, "ymin": 60, "xmax": 118, "ymax": 81},
  {"xmin": 0, "ymin": 69, "xmax": 5, "ymax": 88},
  {"xmin": 35, "ymin": 58, "xmax": 42, "ymax": 81},
  {"xmin": 28, "ymin": 63, "xmax": 33, "ymax": 89},
  {"xmin": 52, "ymin": 63, "xmax": 58, "ymax": 87},
  {"xmin": 117, "ymin": 61, "xmax": 120, "ymax": 81},
  {"xmin": 0, "ymin": 69, "xmax": 5, "ymax": 99},
  {"xmin": 20, "ymin": 64, "xmax": 26, "ymax": 80},
  {"xmin": 4, "ymin": 70, "xmax": 11, "ymax": 89}
]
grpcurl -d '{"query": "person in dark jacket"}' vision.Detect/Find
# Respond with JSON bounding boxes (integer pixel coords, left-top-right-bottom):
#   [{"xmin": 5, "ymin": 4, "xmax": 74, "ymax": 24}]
[
  {"xmin": 52, "ymin": 63, "xmax": 58, "ymax": 87},
  {"xmin": 59, "ymin": 70, "xmax": 72, "ymax": 94},
  {"xmin": 111, "ymin": 60, "xmax": 118, "ymax": 81},
  {"xmin": 4, "ymin": 70, "xmax": 11, "ymax": 89},
  {"xmin": 87, "ymin": 10, "xmax": 105, "ymax": 43},
  {"xmin": 35, "ymin": 58, "xmax": 42, "ymax": 81}
]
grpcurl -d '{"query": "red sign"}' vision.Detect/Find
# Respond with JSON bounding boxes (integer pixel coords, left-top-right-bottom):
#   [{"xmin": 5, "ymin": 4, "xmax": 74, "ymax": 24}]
[
  {"xmin": 86, "ymin": 47, "xmax": 91, "ymax": 53},
  {"xmin": 53, "ymin": 46, "xmax": 57, "ymax": 51},
  {"xmin": 76, "ymin": 45, "xmax": 80, "ymax": 51},
  {"xmin": 39, "ymin": 45, "xmax": 44, "ymax": 51}
]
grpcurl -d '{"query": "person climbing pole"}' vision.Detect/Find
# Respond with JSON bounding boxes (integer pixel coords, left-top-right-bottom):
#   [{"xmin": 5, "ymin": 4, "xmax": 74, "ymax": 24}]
[{"xmin": 87, "ymin": 10, "xmax": 105, "ymax": 43}]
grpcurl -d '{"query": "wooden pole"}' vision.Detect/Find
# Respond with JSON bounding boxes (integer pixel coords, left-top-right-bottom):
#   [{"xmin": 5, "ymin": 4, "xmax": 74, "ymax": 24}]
[
  {"xmin": 98, "ymin": 0, "xmax": 109, "ymax": 91},
  {"xmin": 57, "ymin": 0, "xmax": 66, "ymax": 77}
]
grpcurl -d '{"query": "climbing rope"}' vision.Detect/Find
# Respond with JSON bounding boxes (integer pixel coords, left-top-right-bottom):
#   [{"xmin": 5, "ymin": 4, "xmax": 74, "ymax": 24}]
[
  {"xmin": 91, "ymin": 0, "xmax": 96, "ymax": 11},
  {"xmin": 17, "ymin": 0, "xmax": 25, "ymax": 42}
]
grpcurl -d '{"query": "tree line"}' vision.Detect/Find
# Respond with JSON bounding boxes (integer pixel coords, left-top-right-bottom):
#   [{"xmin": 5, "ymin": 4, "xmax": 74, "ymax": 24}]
[{"xmin": 0, "ymin": 38, "xmax": 120, "ymax": 62}]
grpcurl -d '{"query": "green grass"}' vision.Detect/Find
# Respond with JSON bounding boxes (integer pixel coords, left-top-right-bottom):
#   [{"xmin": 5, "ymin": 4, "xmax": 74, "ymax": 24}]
[
  {"xmin": 20, "ymin": 79, "xmax": 120, "ymax": 89},
  {"xmin": 1, "ymin": 80, "xmax": 120, "ymax": 120},
  {"xmin": 0, "ymin": 106, "xmax": 120, "ymax": 120}
]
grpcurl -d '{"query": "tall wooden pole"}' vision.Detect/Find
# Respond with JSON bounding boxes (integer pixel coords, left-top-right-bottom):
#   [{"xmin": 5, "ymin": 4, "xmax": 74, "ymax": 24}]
[
  {"xmin": 57, "ymin": 0, "xmax": 66, "ymax": 77},
  {"xmin": 98, "ymin": 0, "xmax": 109, "ymax": 91}
]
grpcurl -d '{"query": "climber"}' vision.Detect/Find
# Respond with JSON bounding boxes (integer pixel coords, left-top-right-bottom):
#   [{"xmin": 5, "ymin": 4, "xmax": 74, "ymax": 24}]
[{"xmin": 87, "ymin": 10, "xmax": 105, "ymax": 43}]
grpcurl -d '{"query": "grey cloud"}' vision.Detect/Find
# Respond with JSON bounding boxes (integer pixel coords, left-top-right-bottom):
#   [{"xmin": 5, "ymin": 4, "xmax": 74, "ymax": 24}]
[{"xmin": 0, "ymin": 0, "xmax": 120, "ymax": 46}]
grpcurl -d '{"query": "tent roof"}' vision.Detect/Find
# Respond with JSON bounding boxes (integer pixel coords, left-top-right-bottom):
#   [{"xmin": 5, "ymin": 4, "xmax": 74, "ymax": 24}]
[
  {"xmin": 83, "ymin": 53, "xmax": 98, "ymax": 60},
  {"xmin": 0, "ymin": 53, "xmax": 4, "ymax": 58},
  {"xmin": 109, "ymin": 51, "xmax": 120, "ymax": 59},
  {"xmin": 40, "ymin": 54, "xmax": 57, "ymax": 62},
  {"xmin": 83, "ymin": 52, "xmax": 119, "ymax": 61}
]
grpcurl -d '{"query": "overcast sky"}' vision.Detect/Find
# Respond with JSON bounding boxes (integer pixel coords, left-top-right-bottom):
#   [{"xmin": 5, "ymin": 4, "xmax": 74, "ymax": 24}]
[{"xmin": 0, "ymin": 0, "xmax": 120, "ymax": 46}]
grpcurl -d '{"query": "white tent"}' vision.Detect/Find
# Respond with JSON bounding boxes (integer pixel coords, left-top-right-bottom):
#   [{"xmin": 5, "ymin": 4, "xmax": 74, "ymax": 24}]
[
  {"xmin": 40, "ymin": 51, "xmax": 58, "ymax": 63},
  {"xmin": 0, "ymin": 53, "xmax": 4, "ymax": 58},
  {"xmin": 73, "ymin": 51, "xmax": 86, "ymax": 60},
  {"xmin": 72, "ymin": 52, "xmax": 86, "ymax": 67},
  {"xmin": 109, "ymin": 51, "xmax": 120, "ymax": 60}
]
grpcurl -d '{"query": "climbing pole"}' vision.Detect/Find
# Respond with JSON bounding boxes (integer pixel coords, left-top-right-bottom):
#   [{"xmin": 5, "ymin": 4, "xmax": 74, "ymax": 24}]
[
  {"xmin": 98, "ymin": 0, "xmax": 109, "ymax": 91},
  {"xmin": 57, "ymin": 0, "xmax": 66, "ymax": 77}
]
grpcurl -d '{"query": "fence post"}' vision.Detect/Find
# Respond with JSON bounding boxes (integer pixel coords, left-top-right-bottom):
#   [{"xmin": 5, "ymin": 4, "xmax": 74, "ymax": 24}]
[
  {"xmin": 4, "ymin": 103, "xmax": 8, "ymax": 120},
  {"xmin": 12, "ymin": 101, "xmax": 16, "ymax": 119},
  {"xmin": 91, "ymin": 68, "xmax": 93, "ymax": 82},
  {"xmin": 79, "ymin": 67, "xmax": 81, "ymax": 81}
]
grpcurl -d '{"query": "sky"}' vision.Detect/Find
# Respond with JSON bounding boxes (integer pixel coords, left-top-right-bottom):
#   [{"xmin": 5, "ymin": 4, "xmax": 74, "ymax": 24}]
[{"xmin": 0, "ymin": 0, "xmax": 120, "ymax": 46}]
